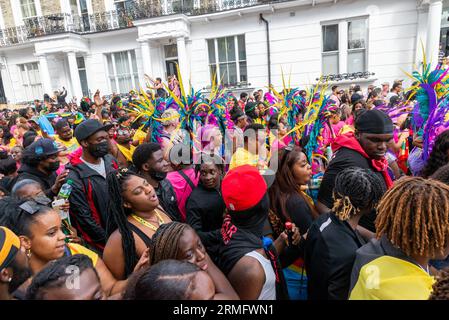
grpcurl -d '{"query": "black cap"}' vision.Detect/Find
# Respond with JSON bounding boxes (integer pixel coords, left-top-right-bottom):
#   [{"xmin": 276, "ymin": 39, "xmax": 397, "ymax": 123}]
[
  {"xmin": 355, "ymin": 109, "xmax": 393, "ymax": 134},
  {"xmin": 23, "ymin": 138, "xmax": 62, "ymax": 159},
  {"xmin": 74, "ymin": 119, "xmax": 113, "ymax": 143}
]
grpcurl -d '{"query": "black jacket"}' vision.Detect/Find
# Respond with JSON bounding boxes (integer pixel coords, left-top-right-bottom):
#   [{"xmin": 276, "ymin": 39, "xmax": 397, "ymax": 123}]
[
  {"xmin": 317, "ymin": 147, "xmax": 387, "ymax": 232},
  {"xmin": 16, "ymin": 164, "xmax": 57, "ymax": 198},
  {"xmin": 65, "ymin": 154, "xmax": 118, "ymax": 252},
  {"xmin": 156, "ymin": 179, "xmax": 182, "ymax": 222},
  {"xmin": 304, "ymin": 212, "xmax": 366, "ymax": 300},
  {"xmin": 186, "ymin": 183, "xmax": 225, "ymax": 258}
]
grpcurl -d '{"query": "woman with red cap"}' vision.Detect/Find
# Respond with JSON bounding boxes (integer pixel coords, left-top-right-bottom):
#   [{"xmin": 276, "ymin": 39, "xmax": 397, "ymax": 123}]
[{"xmin": 218, "ymin": 165, "xmax": 299, "ymax": 300}]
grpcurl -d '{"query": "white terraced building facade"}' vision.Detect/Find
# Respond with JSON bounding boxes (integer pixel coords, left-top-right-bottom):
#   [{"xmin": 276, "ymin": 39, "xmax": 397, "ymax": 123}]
[{"xmin": 0, "ymin": 0, "xmax": 446, "ymax": 103}]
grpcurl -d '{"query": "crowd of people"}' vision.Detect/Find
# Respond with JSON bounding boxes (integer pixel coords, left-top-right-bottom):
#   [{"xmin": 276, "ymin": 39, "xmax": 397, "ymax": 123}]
[{"xmin": 2, "ymin": 60, "xmax": 449, "ymax": 301}]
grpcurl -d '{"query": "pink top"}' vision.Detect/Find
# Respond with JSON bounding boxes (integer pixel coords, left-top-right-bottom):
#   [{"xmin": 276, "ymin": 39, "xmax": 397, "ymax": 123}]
[
  {"xmin": 321, "ymin": 121, "xmax": 345, "ymax": 148},
  {"xmin": 345, "ymin": 116, "xmax": 354, "ymax": 126},
  {"xmin": 166, "ymin": 168, "xmax": 199, "ymax": 222}
]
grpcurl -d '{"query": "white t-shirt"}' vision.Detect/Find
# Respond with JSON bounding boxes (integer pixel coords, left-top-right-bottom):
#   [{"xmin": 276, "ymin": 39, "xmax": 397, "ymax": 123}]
[{"xmin": 80, "ymin": 157, "xmax": 106, "ymax": 178}]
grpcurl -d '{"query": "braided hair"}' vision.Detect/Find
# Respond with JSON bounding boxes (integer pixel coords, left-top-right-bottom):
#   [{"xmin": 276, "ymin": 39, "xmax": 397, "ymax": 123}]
[
  {"xmin": 332, "ymin": 167, "xmax": 386, "ymax": 221},
  {"xmin": 429, "ymin": 268, "xmax": 449, "ymax": 300},
  {"xmin": 376, "ymin": 176, "xmax": 449, "ymax": 257},
  {"xmin": 123, "ymin": 260, "xmax": 202, "ymax": 300},
  {"xmin": 421, "ymin": 130, "xmax": 449, "ymax": 178},
  {"xmin": 25, "ymin": 254, "xmax": 100, "ymax": 300},
  {"xmin": 148, "ymin": 222, "xmax": 191, "ymax": 265},
  {"xmin": 106, "ymin": 168, "xmax": 141, "ymax": 277},
  {"xmin": 0, "ymin": 196, "xmax": 53, "ymax": 238}
]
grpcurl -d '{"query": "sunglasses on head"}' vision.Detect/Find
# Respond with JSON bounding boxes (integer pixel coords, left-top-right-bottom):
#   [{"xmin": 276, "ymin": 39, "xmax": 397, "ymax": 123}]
[{"xmin": 19, "ymin": 196, "xmax": 51, "ymax": 215}]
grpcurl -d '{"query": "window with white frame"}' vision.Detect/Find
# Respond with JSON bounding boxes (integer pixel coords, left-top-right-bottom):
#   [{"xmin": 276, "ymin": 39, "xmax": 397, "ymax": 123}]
[
  {"xmin": 20, "ymin": 0, "xmax": 37, "ymax": 19},
  {"xmin": 321, "ymin": 17, "xmax": 368, "ymax": 76},
  {"xmin": 106, "ymin": 50, "xmax": 139, "ymax": 94},
  {"xmin": 322, "ymin": 24, "xmax": 339, "ymax": 75},
  {"xmin": 207, "ymin": 35, "xmax": 247, "ymax": 86},
  {"xmin": 18, "ymin": 62, "xmax": 43, "ymax": 101},
  {"xmin": 347, "ymin": 18, "xmax": 367, "ymax": 73}
]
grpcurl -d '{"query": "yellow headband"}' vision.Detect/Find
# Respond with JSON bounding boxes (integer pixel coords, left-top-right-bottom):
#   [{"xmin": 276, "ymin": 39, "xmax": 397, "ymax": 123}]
[{"xmin": 0, "ymin": 226, "xmax": 21, "ymax": 270}]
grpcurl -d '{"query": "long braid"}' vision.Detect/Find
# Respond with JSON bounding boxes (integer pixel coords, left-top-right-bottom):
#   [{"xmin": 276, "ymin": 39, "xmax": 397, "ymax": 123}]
[
  {"xmin": 106, "ymin": 169, "xmax": 137, "ymax": 277},
  {"xmin": 376, "ymin": 176, "xmax": 449, "ymax": 257},
  {"xmin": 148, "ymin": 222, "xmax": 190, "ymax": 265},
  {"xmin": 332, "ymin": 167, "xmax": 386, "ymax": 221}
]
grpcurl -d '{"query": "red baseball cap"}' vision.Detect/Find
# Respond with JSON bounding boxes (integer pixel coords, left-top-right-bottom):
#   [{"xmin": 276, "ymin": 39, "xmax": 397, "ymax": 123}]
[{"xmin": 221, "ymin": 165, "xmax": 267, "ymax": 211}]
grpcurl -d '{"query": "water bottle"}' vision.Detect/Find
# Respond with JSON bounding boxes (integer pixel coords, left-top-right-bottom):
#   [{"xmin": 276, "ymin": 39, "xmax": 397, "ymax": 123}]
[{"xmin": 57, "ymin": 179, "xmax": 73, "ymax": 228}]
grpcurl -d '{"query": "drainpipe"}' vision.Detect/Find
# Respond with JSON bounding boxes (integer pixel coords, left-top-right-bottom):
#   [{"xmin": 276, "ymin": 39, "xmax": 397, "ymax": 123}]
[{"xmin": 259, "ymin": 13, "xmax": 271, "ymax": 92}]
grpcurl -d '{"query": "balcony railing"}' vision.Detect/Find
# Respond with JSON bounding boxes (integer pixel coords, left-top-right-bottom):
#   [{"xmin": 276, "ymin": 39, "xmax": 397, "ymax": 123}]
[{"xmin": 0, "ymin": 0, "xmax": 264, "ymax": 46}]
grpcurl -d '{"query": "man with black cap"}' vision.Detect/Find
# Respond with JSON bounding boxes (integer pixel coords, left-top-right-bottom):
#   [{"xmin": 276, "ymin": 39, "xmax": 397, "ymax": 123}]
[
  {"xmin": 316, "ymin": 109, "xmax": 394, "ymax": 233},
  {"xmin": 15, "ymin": 138, "xmax": 67, "ymax": 199},
  {"xmin": 65, "ymin": 119, "xmax": 118, "ymax": 253}
]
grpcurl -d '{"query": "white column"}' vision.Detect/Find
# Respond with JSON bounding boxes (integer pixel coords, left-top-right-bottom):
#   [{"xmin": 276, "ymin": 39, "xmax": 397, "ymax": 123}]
[
  {"xmin": 67, "ymin": 51, "xmax": 83, "ymax": 100},
  {"xmin": 425, "ymin": 0, "xmax": 443, "ymax": 68},
  {"xmin": 176, "ymin": 36, "xmax": 189, "ymax": 92},
  {"xmin": 338, "ymin": 20, "xmax": 348, "ymax": 74},
  {"xmin": 139, "ymin": 40, "xmax": 153, "ymax": 77},
  {"xmin": 37, "ymin": 54, "xmax": 52, "ymax": 95}
]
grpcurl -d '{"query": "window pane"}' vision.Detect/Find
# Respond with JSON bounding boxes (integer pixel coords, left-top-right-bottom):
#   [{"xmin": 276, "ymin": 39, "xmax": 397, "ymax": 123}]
[
  {"xmin": 207, "ymin": 39, "xmax": 216, "ymax": 64},
  {"xmin": 239, "ymin": 61, "xmax": 247, "ymax": 82},
  {"xmin": 79, "ymin": 0, "xmax": 88, "ymax": 12},
  {"xmin": 164, "ymin": 44, "xmax": 178, "ymax": 58},
  {"xmin": 226, "ymin": 36, "xmax": 235, "ymax": 62},
  {"xmin": 70, "ymin": 0, "xmax": 78, "ymax": 14},
  {"xmin": 210, "ymin": 65, "xmax": 217, "ymax": 84},
  {"xmin": 238, "ymin": 35, "xmax": 246, "ymax": 60},
  {"xmin": 130, "ymin": 50, "xmax": 138, "ymax": 73},
  {"xmin": 348, "ymin": 19, "xmax": 367, "ymax": 49},
  {"xmin": 219, "ymin": 63, "xmax": 228, "ymax": 84},
  {"xmin": 114, "ymin": 51, "xmax": 130, "ymax": 75},
  {"xmin": 110, "ymin": 78, "xmax": 117, "ymax": 93},
  {"xmin": 77, "ymin": 57, "xmax": 85, "ymax": 69},
  {"xmin": 217, "ymin": 37, "xmax": 227, "ymax": 63},
  {"xmin": 106, "ymin": 54, "xmax": 114, "ymax": 75},
  {"xmin": 228, "ymin": 62, "xmax": 237, "ymax": 85},
  {"xmin": 347, "ymin": 50, "xmax": 365, "ymax": 73},
  {"xmin": 322, "ymin": 53, "xmax": 339, "ymax": 75},
  {"xmin": 323, "ymin": 24, "xmax": 338, "ymax": 52}
]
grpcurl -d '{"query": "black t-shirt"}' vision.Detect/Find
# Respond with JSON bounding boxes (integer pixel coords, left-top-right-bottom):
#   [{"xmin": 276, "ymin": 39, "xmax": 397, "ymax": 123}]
[{"xmin": 317, "ymin": 147, "xmax": 387, "ymax": 232}]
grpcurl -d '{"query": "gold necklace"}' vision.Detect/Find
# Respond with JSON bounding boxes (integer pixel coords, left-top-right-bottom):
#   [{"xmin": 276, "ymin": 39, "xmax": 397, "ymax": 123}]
[{"xmin": 131, "ymin": 211, "xmax": 165, "ymax": 232}]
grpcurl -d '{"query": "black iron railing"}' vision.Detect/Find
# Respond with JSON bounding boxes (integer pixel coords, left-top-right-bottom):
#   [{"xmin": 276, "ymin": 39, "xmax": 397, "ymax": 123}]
[
  {"xmin": 0, "ymin": 0, "xmax": 264, "ymax": 46},
  {"xmin": 317, "ymin": 72, "xmax": 376, "ymax": 82}
]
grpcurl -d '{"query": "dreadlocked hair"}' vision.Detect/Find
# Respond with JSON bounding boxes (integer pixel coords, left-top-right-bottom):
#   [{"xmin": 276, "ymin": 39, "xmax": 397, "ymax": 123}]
[
  {"xmin": 332, "ymin": 167, "xmax": 386, "ymax": 221},
  {"xmin": 376, "ymin": 176, "xmax": 449, "ymax": 257},
  {"xmin": 106, "ymin": 167, "xmax": 141, "ymax": 277},
  {"xmin": 26, "ymin": 254, "xmax": 99, "ymax": 300},
  {"xmin": 148, "ymin": 222, "xmax": 191, "ymax": 266},
  {"xmin": 429, "ymin": 268, "xmax": 449, "ymax": 300},
  {"xmin": 421, "ymin": 130, "xmax": 449, "ymax": 178}
]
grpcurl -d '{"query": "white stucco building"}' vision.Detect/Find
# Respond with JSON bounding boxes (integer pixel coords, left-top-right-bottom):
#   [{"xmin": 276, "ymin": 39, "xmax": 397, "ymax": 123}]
[{"xmin": 0, "ymin": 0, "xmax": 446, "ymax": 103}]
